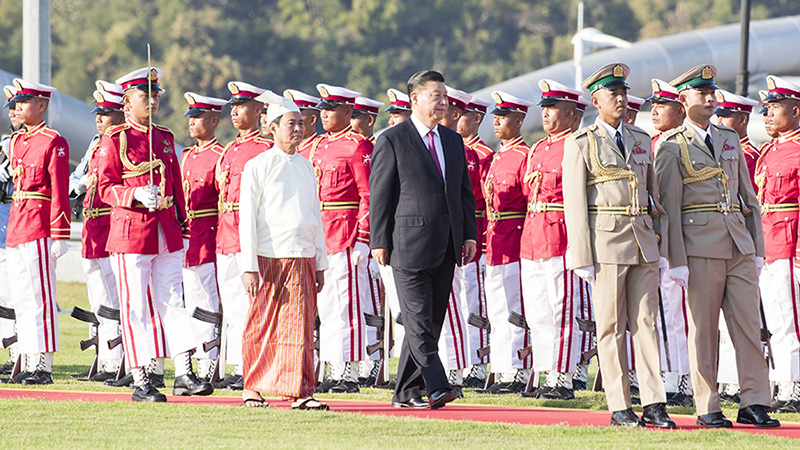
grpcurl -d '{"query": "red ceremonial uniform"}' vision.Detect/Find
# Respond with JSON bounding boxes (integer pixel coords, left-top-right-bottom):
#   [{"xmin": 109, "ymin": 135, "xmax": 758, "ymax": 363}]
[
  {"xmin": 755, "ymin": 128, "xmax": 800, "ymax": 263},
  {"xmin": 298, "ymin": 133, "xmax": 319, "ymax": 155},
  {"xmin": 82, "ymin": 135, "xmax": 112, "ymax": 258},
  {"xmin": 298, "ymin": 125, "xmax": 372, "ymax": 254},
  {"xmin": 484, "ymin": 136, "xmax": 529, "ymax": 266},
  {"xmin": 215, "ymin": 130, "xmax": 272, "ymax": 255},
  {"xmin": 520, "ymin": 130, "xmax": 570, "ymax": 260},
  {"xmin": 741, "ymin": 136, "xmax": 761, "ymax": 192},
  {"xmin": 181, "ymin": 139, "xmax": 223, "ymax": 267},
  {"xmin": 7, "ymin": 121, "xmax": 71, "ymax": 247},
  {"xmin": 465, "ymin": 135, "xmax": 494, "ymax": 254},
  {"xmin": 96, "ymin": 119, "xmax": 186, "ymax": 254}
]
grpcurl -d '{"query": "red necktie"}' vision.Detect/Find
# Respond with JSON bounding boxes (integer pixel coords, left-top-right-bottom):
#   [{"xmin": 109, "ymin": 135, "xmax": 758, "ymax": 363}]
[{"xmin": 427, "ymin": 130, "xmax": 443, "ymax": 177}]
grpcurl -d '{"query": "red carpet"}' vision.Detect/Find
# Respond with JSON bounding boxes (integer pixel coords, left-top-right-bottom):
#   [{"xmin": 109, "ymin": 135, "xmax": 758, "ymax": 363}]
[{"xmin": 1, "ymin": 388, "xmax": 798, "ymax": 438}]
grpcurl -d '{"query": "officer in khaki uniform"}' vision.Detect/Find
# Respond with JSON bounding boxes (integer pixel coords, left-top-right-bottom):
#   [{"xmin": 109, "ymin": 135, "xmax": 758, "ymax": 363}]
[
  {"xmin": 563, "ymin": 63, "xmax": 673, "ymax": 428},
  {"xmin": 654, "ymin": 65, "xmax": 778, "ymax": 428}
]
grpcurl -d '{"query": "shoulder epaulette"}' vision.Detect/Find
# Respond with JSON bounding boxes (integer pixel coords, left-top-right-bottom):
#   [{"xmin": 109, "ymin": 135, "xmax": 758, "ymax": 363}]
[
  {"xmin": 253, "ymin": 137, "xmax": 273, "ymax": 145},
  {"xmin": 345, "ymin": 131, "xmax": 367, "ymax": 144},
  {"xmin": 625, "ymin": 123, "xmax": 650, "ymax": 139},
  {"xmin": 712, "ymin": 123, "xmax": 736, "ymax": 135},
  {"xmin": 153, "ymin": 124, "xmax": 173, "ymax": 134},
  {"xmin": 571, "ymin": 124, "xmax": 596, "ymax": 139},
  {"xmin": 660, "ymin": 126, "xmax": 685, "ymax": 141},
  {"xmin": 105, "ymin": 123, "xmax": 130, "ymax": 136},
  {"xmin": 40, "ymin": 126, "xmax": 61, "ymax": 138}
]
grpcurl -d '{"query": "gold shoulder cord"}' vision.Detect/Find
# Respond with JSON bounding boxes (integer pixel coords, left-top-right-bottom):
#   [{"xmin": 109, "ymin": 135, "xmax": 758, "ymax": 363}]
[
  {"xmin": 119, "ymin": 132, "xmax": 166, "ymax": 198},
  {"xmin": 523, "ymin": 137, "xmax": 546, "ymax": 205},
  {"xmin": 8, "ymin": 133, "xmax": 23, "ymax": 181},
  {"xmin": 584, "ymin": 131, "xmax": 640, "ymax": 214},
  {"xmin": 85, "ymin": 138, "xmax": 102, "ymax": 206},
  {"xmin": 676, "ymin": 132, "xmax": 731, "ymax": 207}
]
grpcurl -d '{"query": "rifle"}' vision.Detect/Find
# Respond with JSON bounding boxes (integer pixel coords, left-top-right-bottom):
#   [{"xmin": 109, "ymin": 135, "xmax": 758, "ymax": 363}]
[
  {"xmin": 758, "ymin": 293, "xmax": 775, "ymax": 370},
  {"xmin": 576, "ymin": 317, "xmax": 595, "ymax": 334},
  {"xmin": 657, "ymin": 287, "xmax": 672, "ymax": 372},
  {"xmin": 517, "ymin": 345, "xmax": 532, "ymax": 361},
  {"xmin": 507, "ymin": 311, "xmax": 529, "ymax": 330},
  {"xmin": 96, "ymin": 305, "xmax": 128, "ymax": 382},
  {"xmin": 70, "ymin": 307, "xmax": 100, "ymax": 379},
  {"xmin": 0, "ymin": 148, "xmax": 9, "ymax": 204},
  {"xmin": 468, "ymin": 313, "xmax": 492, "ymax": 360},
  {"xmin": 0, "ymin": 305, "xmax": 16, "ymax": 347},
  {"xmin": 193, "ymin": 306, "xmax": 225, "ymax": 383}
]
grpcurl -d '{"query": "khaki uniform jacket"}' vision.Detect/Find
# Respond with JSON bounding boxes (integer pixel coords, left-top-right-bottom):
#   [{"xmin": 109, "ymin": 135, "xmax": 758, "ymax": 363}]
[
  {"xmin": 563, "ymin": 118, "xmax": 666, "ymax": 269},
  {"xmin": 654, "ymin": 123, "xmax": 764, "ymax": 267}
]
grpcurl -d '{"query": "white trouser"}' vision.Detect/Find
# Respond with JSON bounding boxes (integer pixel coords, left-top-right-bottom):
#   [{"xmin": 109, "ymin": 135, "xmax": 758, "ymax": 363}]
[
  {"xmin": 216, "ymin": 252, "xmax": 248, "ymax": 370},
  {"xmin": 656, "ymin": 268, "xmax": 691, "ymax": 375},
  {"xmin": 459, "ymin": 255, "xmax": 489, "ymax": 365},
  {"xmin": 485, "ymin": 261, "xmax": 530, "ymax": 373},
  {"xmin": 8, "ymin": 238, "xmax": 58, "ymax": 354},
  {"xmin": 760, "ymin": 258, "xmax": 800, "ymax": 382},
  {"xmin": 438, "ymin": 267, "xmax": 468, "ymax": 371},
  {"xmin": 378, "ymin": 264, "xmax": 404, "ymax": 356},
  {"xmin": 183, "ymin": 261, "xmax": 220, "ymax": 360},
  {"xmin": 0, "ymin": 247, "xmax": 17, "ymax": 351},
  {"xmin": 111, "ymin": 226, "xmax": 194, "ymax": 369},
  {"xmin": 83, "ymin": 257, "xmax": 123, "ymax": 366},
  {"xmin": 718, "ymin": 313, "xmax": 740, "ymax": 385},
  {"xmin": 363, "ymin": 256, "xmax": 382, "ymax": 362},
  {"xmin": 318, "ymin": 247, "xmax": 369, "ymax": 362},
  {"xmin": 521, "ymin": 256, "xmax": 582, "ymax": 374}
]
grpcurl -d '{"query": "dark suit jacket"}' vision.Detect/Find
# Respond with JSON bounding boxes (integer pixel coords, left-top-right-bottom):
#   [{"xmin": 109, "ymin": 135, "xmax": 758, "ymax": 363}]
[{"xmin": 369, "ymin": 118, "xmax": 477, "ymax": 270}]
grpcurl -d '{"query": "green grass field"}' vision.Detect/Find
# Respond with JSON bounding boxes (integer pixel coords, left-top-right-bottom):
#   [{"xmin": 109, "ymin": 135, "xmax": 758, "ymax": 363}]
[{"xmin": 0, "ymin": 282, "xmax": 797, "ymax": 449}]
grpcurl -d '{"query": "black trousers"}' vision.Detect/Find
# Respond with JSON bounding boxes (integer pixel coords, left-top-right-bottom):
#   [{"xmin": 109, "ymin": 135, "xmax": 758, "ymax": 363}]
[{"xmin": 391, "ymin": 241, "xmax": 456, "ymax": 402}]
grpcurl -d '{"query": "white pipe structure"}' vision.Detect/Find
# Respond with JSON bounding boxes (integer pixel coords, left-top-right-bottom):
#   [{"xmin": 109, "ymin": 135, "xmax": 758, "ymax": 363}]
[{"xmin": 472, "ymin": 15, "xmax": 800, "ymax": 147}]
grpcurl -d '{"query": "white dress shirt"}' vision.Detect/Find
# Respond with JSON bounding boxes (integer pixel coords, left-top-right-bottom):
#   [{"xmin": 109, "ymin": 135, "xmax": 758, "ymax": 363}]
[
  {"xmin": 685, "ymin": 120, "xmax": 712, "ymax": 142},
  {"xmin": 597, "ymin": 118, "xmax": 625, "ymax": 144},
  {"xmin": 239, "ymin": 146, "xmax": 328, "ymax": 273},
  {"xmin": 410, "ymin": 112, "xmax": 446, "ymax": 181}
]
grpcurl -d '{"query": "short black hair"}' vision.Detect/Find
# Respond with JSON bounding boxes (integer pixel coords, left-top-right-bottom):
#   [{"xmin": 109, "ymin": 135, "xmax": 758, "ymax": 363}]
[{"xmin": 407, "ymin": 70, "xmax": 445, "ymax": 97}]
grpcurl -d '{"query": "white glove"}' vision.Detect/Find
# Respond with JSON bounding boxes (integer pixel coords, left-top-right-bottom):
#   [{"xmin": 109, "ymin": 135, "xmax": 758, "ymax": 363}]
[
  {"xmin": 573, "ymin": 265, "xmax": 595, "ymax": 285},
  {"xmin": 351, "ymin": 242, "xmax": 370, "ymax": 266},
  {"xmin": 73, "ymin": 174, "xmax": 88, "ymax": 196},
  {"xmin": 667, "ymin": 265, "xmax": 690, "ymax": 290},
  {"xmin": 50, "ymin": 240, "xmax": 69, "ymax": 260},
  {"xmin": 658, "ymin": 257, "xmax": 669, "ymax": 271},
  {"xmin": 756, "ymin": 256, "xmax": 764, "ymax": 277},
  {"xmin": 133, "ymin": 186, "xmax": 158, "ymax": 209},
  {"xmin": 0, "ymin": 160, "xmax": 9, "ymax": 183},
  {"xmin": 368, "ymin": 257, "xmax": 382, "ymax": 278}
]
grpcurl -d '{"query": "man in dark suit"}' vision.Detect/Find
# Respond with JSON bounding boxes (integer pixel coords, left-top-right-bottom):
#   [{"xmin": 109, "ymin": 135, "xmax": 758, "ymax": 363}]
[{"xmin": 370, "ymin": 70, "xmax": 478, "ymax": 409}]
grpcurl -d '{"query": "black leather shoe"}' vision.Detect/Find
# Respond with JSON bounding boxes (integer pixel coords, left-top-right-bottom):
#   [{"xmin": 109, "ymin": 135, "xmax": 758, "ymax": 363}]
[
  {"xmin": 4, "ymin": 370, "xmax": 32, "ymax": 384},
  {"xmin": 539, "ymin": 386, "xmax": 575, "ymax": 400},
  {"xmin": 498, "ymin": 381, "xmax": 526, "ymax": 394},
  {"xmin": 720, "ymin": 392, "xmax": 741, "ymax": 404},
  {"xmin": 315, "ymin": 378, "xmax": 336, "ymax": 393},
  {"xmin": 20, "ymin": 370, "xmax": 54, "ymax": 385},
  {"xmin": 148, "ymin": 373, "xmax": 165, "ymax": 388},
  {"xmin": 572, "ymin": 379, "xmax": 587, "ymax": 391},
  {"xmin": 642, "ymin": 403, "xmax": 676, "ymax": 428},
  {"xmin": 69, "ymin": 369, "xmax": 90, "ymax": 379},
  {"xmin": 429, "ymin": 388, "xmax": 457, "ymax": 409},
  {"xmin": 132, "ymin": 383, "xmax": 167, "ymax": 402},
  {"xmin": 737, "ymin": 404, "xmax": 780, "ymax": 427},
  {"xmin": 89, "ymin": 371, "xmax": 117, "ymax": 382},
  {"xmin": 697, "ymin": 411, "xmax": 732, "ymax": 428},
  {"xmin": 173, "ymin": 373, "xmax": 213, "ymax": 396},
  {"xmin": 328, "ymin": 380, "xmax": 360, "ymax": 393},
  {"xmin": 667, "ymin": 392, "xmax": 694, "ymax": 407},
  {"xmin": 214, "ymin": 373, "xmax": 243, "ymax": 390},
  {"xmin": 105, "ymin": 372, "xmax": 133, "ymax": 387},
  {"xmin": 1, "ymin": 359, "xmax": 16, "ymax": 375},
  {"xmin": 463, "ymin": 376, "xmax": 486, "ymax": 389},
  {"xmin": 475, "ymin": 381, "xmax": 510, "ymax": 394},
  {"xmin": 391, "ymin": 397, "xmax": 428, "ymax": 408},
  {"xmin": 775, "ymin": 399, "xmax": 800, "ymax": 414},
  {"xmin": 610, "ymin": 408, "xmax": 644, "ymax": 427}
]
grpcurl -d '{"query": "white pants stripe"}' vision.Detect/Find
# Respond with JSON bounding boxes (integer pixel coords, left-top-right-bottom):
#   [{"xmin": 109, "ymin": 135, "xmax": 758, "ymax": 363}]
[
  {"xmin": 459, "ymin": 255, "xmax": 489, "ymax": 365},
  {"xmin": 8, "ymin": 238, "xmax": 58, "ymax": 353},
  {"xmin": 378, "ymin": 264, "xmax": 404, "ymax": 356},
  {"xmin": 438, "ymin": 267, "xmax": 468, "ymax": 371},
  {"xmin": 83, "ymin": 257, "xmax": 123, "ymax": 363},
  {"xmin": 111, "ymin": 227, "xmax": 194, "ymax": 369},
  {"xmin": 0, "ymin": 247, "xmax": 16, "ymax": 347},
  {"xmin": 521, "ymin": 256, "xmax": 581, "ymax": 373},
  {"xmin": 656, "ymin": 269, "xmax": 691, "ymax": 374},
  {"xmin": 485, "ymin": 261, "xmax": 530, "ymax": 373},
  {"xmin": 183, "ymin": 261, "xmax": 220, "ymax": 359},
  {"xmin": 760, "ymin": 258, "xmax": 800, "ymax": 382},
  {"xmin": 216, "ymin": 252, "xmax": 249, "ymax": 368},
  {"xmin": 318, "ymin": 248, "xmax": 369, "ymax": 362}
]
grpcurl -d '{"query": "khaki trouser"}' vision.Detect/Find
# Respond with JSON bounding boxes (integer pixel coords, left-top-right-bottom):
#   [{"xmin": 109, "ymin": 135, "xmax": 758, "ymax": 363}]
[
  {"xmin": 595, "ymin": 262, "xmax": 666, "ymax": 411},
  {"xmin": 686, "ymin": 249, "xmax": 771, "ymax": 415}
]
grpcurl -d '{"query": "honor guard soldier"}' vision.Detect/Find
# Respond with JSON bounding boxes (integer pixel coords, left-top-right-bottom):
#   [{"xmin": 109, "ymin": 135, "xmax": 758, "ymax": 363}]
[
  {"xmin": 645, "ymin": 77, "xmax": 693, "ymax": 405},
  {"xmin": 755, "ymin": 76, "xmax": 800, "ymax": 414},
  {"xmin": 456, "ymin": 95, "xmax": 493, "ymax": 387},
  {"xmin": 385, "ymin": 88, "xmax": 412, "ymax": 127},
  {"xmin": 68, "ymin": 82, "xmax": 126, "ymax": 381},
  {"xmin": 3, "ymin": 79, "xmax": 70, "ymax": 385},
  {"xmin": 563, "ymin": 63, "xmax": 674, "ymax": 428},
  {"xmin": 715, "ymin": 90, "xmax": 761, "ymax": 190},
  {"xmin": 303, "ymin": 83, "xmax": 373, "ymax": 393},
  {"xmin": 350, "ymin": 94, "xmax": 386, "ymax": 386},
  {"xmin": 0, "ymin": 85, "xmax": 20, "ymax": 375},
  {"xmin": 214, "ymin": 81, "xmax": 272, "ymax": 390},
  {"xmin": 284, "ymin": 89, "xmax": 322, "ymax": 153},
  {"xmin": 520, "ymin": 79, "xmax": 586, "ymax": 400},
  {"xmin": 351, "ymin": 96, "xmax": 384, "ymax": 143},
  {"xmin": 654, "ymin": 65, "xmax": 777, "ymax": 427},
  {"xmin": 181, "ymin": 92, "xmax": 227, "ymax": 381},
  {"xmin": 480, "ymin": 90, "xmax": 532, "ymax": 394},
  {"xmin": 624, "ymin": 95, "xmax": 645, "ymax": 125},
  {"xmin": 97, "ymin": 67, "xmax": 213, "ymax": 401}
]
